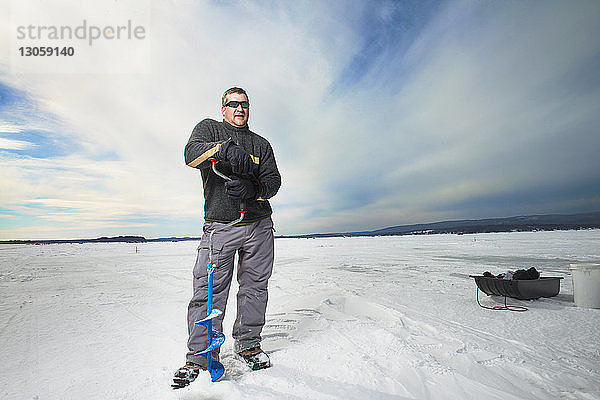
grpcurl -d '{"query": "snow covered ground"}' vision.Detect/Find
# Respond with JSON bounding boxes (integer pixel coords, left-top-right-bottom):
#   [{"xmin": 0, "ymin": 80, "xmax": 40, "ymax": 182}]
[{"xmin": 1, "ymin": 230, "xmax": 599, "ymax": 400}]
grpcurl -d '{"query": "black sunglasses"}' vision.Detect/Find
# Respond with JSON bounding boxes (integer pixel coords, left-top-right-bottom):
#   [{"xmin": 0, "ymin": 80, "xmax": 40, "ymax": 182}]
[{"xmin": 224, "ymin": 101, "xmax": 250, "ymax": 109}]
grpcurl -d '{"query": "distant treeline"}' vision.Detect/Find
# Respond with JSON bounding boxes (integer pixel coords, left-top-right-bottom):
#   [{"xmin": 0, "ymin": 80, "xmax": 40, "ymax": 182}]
[
  {"xmin": 284, "ymin": 224, "xmax": 600, "ymax": 239},
  {"xmin": 1, "ymin": 211, "xmax": 599, "ymax": 244},
  {"xmin": 0, "ymin": 235, "xmax": 147, "ymax": 245}
]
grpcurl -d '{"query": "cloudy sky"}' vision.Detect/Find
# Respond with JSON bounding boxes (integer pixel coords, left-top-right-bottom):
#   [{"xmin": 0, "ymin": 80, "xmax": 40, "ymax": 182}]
[{"xmin": 1, "ymin": 0, "xmax": 599, "ymax": 240}]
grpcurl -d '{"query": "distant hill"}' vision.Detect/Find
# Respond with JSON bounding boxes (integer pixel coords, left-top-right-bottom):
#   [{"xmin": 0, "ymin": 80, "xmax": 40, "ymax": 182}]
[
  {"xmin": 279, "ymin": 211, "xmax": 600, "ymax": 239},
  {"xmin": 1, "ymin": 211, "xmax": 599, "ymax": 244}
]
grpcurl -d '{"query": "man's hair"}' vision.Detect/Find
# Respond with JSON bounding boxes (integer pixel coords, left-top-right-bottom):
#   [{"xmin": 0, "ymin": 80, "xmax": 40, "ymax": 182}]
[{"xmin": 222, "ymin": 87, "xmax": 248, "ymax": 106}]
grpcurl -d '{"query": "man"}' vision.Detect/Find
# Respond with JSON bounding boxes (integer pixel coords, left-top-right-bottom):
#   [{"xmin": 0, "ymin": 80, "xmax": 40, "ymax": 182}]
[{"xmin": 172, "ymin": 87, "xmax": 281, "ymax": 388}]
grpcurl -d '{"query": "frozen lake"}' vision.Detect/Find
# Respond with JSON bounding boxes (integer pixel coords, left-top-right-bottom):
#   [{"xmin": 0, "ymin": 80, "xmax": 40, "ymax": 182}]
[{"xmin": 1, "ymin": 230, "xmax": 599, "ymax": 399}]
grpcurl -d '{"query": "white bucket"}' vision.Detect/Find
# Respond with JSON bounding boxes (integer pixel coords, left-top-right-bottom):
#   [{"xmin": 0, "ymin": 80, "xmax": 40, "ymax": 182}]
[{"xmin": 569, "ymin": 263, "xmax": 600, "ymax": 309}]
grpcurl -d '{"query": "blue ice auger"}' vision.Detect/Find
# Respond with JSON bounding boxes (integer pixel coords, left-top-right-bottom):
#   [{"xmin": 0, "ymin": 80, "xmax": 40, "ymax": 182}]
[{"xmin": 193, "ymin": 160, "xmax": 245, "ymax": 382}]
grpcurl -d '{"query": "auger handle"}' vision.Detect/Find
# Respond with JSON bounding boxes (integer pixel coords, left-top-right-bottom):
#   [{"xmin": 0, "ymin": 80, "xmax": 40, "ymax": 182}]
[
  {"xmin": 211, "ymin": 159, "xmax": 247, "ymax": 215},
  {"xmin": 211, "ymin": 159, "xmax": 232, "ymax": 181}
]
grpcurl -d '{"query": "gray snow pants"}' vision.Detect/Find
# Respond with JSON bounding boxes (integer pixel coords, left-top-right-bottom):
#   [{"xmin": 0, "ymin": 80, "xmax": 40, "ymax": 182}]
[{"xmin": 186, "ymin": 217, "xmax": 274, "ymax": 366}]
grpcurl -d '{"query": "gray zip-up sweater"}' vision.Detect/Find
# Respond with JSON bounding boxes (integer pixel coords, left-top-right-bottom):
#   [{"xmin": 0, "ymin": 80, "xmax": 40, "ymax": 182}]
[{"xmin": 184, "ymin": 118, "xmax": 281, "ymax": 223}]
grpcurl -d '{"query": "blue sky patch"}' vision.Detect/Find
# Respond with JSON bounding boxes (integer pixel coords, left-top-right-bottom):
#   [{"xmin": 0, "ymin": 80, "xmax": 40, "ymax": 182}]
[
  {"xmin": 332, "ymin": 0, "xmax": 444, "ymax": 91},
  {"xmin": 0, "ymin": 129, "xmax": 80, "ymax": 158}
]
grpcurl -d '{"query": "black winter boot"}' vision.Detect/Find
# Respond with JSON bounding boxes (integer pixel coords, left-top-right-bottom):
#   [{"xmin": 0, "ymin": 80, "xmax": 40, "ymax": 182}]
[
  {"xmin": 236, "ymin": 347, "xmax": 271, "ymax": 370},
  {"xmin": 171, "ymin": 362, "xmax": 205, "ymax": 389}
]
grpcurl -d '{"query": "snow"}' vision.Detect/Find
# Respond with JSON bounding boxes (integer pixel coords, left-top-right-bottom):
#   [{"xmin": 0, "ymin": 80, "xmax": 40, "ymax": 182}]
[{"xmin": 1, "ymin": 230, "xmax": 599, "ymax": 400}]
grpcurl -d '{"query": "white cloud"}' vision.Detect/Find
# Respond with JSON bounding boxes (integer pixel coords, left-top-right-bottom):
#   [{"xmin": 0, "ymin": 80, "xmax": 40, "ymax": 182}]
[
  {"xmin": 0, "ymin": 137, "xmax": 30, "ymax": 150},
  {"xmin": 2, "ymin": 0, "xmax": 359, "ymax": 238},
  {"xmin": 0, "ymin": 122, "xmax": 22, "ymax": 133},
  {"xmin": 301, "ymin": 0, "xmax": 600, "ymax": 230}
]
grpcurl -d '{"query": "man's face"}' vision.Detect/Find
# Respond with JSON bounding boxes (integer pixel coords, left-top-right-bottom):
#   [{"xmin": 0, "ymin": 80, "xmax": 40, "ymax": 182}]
[{"xmin": 221, "ymin": 92, "xmax": 249, "ymax": 127}]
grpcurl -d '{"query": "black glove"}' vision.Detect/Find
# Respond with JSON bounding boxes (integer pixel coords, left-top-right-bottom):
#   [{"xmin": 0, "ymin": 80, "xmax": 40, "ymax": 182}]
[
  {"xmin": 225, "ymin": 179, "xmax": 258, "ymax": 200},
  {"xmin": 219, "ymin": 139, "xmax": 254, "ymax": 175}
]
